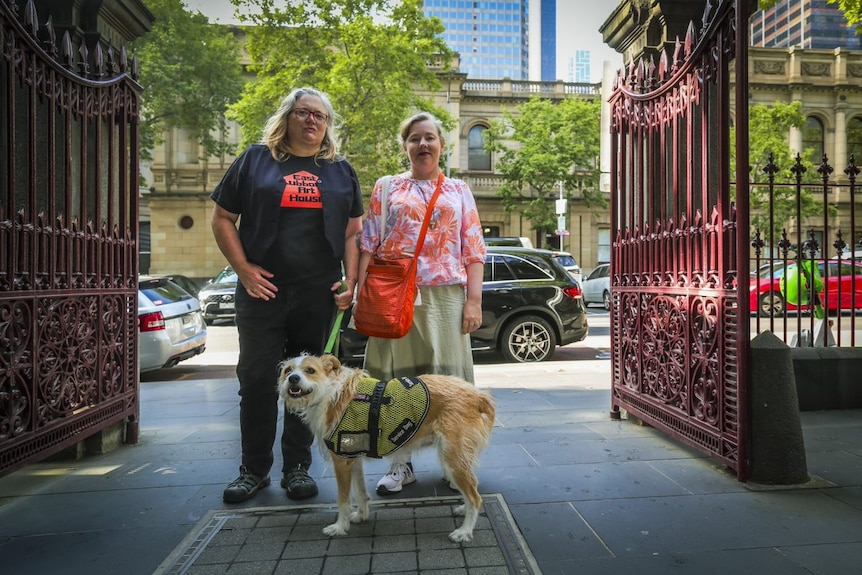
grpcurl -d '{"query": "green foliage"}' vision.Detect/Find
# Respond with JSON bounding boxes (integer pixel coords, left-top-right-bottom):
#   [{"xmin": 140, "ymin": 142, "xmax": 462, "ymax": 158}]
[
  {"xmin": 227, "ymin": 0, "xmax": 453, "ymax": 191},
  {"xmin": 485, "ymin": 97, "xmax": 603, "ymax": 237},
  {"xmin": 130, "ymin": 0, "xmax": 245, "ymax": 162},
  {"xmin": 732, "ymin": 101, "xmax": 827, "ymax": 244},
  {"xmin": 759, "ymin": 0, "xmax": 862, "ymax": 26}
]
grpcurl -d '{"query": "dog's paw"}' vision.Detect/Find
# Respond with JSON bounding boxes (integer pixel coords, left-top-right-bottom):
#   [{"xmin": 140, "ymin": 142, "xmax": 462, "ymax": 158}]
[
  {"xmin": 448, "ymin": 527, "xmax": 474, "ymax": 543},
  {"xmin": 323, "ymin": 522, "xmax": 349, "ymax": 537},
  {"xmin": 453, "ymin": 504, "xmax": 466, "ymax": 516},
  {"xmin": 349, "ymin": 509, "xmax": 369, "ymax": 524}
]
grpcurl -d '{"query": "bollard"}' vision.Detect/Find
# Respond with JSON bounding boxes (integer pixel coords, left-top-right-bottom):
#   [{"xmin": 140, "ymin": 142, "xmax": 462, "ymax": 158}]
[{"xmin": 749, "ymin": 331, "xmax": 809, "ymax": 485}]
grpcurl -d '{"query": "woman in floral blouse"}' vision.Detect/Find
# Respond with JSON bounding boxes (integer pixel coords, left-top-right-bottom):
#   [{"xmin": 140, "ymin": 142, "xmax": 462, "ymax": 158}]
[{"xmin": 357, "ymin": 111, "xmax": 486, "ymax": 496}]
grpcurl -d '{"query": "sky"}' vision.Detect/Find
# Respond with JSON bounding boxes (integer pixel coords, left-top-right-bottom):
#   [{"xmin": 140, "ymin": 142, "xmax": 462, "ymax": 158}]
[{"xmin": 183, "ymin": 0, "xmax": 622, "ymax": 83}]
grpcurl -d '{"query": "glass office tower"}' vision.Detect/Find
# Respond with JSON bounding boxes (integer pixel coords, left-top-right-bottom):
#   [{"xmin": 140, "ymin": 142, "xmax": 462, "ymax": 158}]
[
  {"xmin": 751, "ymin": 0, "xmax": 862, "ymax": 49},
  {"xmin": 539, "ymin": 0, "xmax": 556, "ymax": 81},
  {"xmin": 423, "ymin": 1, "xmax": 532, "ymax": 80}
]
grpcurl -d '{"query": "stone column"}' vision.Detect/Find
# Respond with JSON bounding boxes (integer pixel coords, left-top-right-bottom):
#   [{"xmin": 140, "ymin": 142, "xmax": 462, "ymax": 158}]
[{"xmin": 835, "ymin": 100, "xmax": 848, "ymax": 170}]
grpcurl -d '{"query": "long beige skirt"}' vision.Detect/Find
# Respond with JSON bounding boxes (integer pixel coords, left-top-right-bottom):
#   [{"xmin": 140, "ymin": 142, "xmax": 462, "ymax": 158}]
[{"xmin": 363, "ymin": 284, "xmax": 475, "ymax": 384}]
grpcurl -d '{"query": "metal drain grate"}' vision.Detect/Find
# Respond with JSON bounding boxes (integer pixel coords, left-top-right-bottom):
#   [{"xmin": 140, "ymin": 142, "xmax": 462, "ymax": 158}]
[{"xmin": 155, "ymin": 493, "xmax": 540, "ymax": 575}]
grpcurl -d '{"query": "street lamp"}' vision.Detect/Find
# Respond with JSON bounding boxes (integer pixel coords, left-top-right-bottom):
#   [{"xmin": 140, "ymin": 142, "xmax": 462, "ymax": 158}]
[{"xmin": 555, "ymin": 180, "xmax": 567, "ymax": 252}]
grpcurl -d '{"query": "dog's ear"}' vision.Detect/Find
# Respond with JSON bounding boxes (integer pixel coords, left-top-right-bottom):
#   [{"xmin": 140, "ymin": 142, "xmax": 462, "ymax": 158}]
[
  {"xmin": 320, "ymin": 354, "xmax": 342, "ymax": 374},
  {"xmin": 276, "ymin": 359, "xmax": 289, "ymax": 380}
]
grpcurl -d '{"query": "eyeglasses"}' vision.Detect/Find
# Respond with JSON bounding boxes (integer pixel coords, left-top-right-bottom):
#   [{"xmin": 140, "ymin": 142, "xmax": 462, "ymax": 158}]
[{"xmin": 291, "ymin": 108, "xmax": 329, "ymax": 123}]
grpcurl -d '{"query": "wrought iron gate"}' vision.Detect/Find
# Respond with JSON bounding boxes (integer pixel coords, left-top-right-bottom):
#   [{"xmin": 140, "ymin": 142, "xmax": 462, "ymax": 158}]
[
  {"xmin": 0, "ymin": 0, "xmax": 142, "ymax": 477},
  {"xmin": 608, "ymin": 0, "xmax": 752, "ymax": 480}
]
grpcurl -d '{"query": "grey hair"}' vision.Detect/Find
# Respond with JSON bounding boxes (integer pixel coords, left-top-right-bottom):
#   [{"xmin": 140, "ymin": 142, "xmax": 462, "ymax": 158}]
[
  {"xmin": 261, "ymin": 87, "xmax": 341, "ymax": 162},
  {"xmin": 399, "ymin": 112, "xmax": 445, "ymax": 147}
]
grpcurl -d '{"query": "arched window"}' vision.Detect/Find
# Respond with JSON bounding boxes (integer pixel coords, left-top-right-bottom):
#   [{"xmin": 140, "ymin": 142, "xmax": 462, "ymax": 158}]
[
  {"xmin": 847, "ymin": 116, "xmax": 862, "ymax": 163},
  {"xmin": 802, "ymin": 116, "xmax": 824, "ymax": 165},
  {"xmin": 468, "ymin": 125, "xmax": 491, "ymax": 171}
]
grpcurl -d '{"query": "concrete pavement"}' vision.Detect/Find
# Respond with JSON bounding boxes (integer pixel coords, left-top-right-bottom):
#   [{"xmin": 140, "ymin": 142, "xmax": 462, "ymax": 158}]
[{"xmin": 0, "ymin": 312, "xmax": 861, "ymax": 574}]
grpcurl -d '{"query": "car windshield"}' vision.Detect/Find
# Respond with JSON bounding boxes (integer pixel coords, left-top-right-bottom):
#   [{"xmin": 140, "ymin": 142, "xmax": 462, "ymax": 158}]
[
  {"xmin": 753, "ymin": 260, "xmax": 862, "ymax": 279},
  {"xmin": 553, "ymin": 255, "xmax": 577, "ymax": 268},
  {"xmin": 140, "ymin": 280, "xmax": 194, "ymax": 305},
  {"xmin": 587, "ymin": 265, "xmax": 608, "ymax": 280},
  {"xmin": 758, "ymin": 263, "xmax": 790, "ymax": 279},
  {"xmin": 211, "ymin": 268, "xmax": 238, "ymax": 285}
]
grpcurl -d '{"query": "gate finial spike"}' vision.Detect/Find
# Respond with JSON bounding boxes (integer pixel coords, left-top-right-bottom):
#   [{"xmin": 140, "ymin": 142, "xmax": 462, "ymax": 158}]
[{"xmin": 845, "ymin": 154, "xmax": 860, "ymax": 180}]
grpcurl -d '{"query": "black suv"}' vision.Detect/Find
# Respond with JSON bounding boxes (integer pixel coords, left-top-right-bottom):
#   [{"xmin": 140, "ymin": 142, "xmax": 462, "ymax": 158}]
[{"xmin": 338, "ymin": 246, "xmax": 589, "ymax": 363}]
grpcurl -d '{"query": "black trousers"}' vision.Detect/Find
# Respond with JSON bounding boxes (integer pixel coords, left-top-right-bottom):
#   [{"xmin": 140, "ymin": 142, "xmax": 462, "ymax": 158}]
[{"xmin": 234, "ymin": 282, "xmax": 335, "ymax": 478}]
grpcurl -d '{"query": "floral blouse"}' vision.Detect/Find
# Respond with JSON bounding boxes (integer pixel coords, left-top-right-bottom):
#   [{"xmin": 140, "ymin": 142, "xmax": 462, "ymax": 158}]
[{"xmin": 360, "ymin": 173, "xmax": 486, "ymax": 286}]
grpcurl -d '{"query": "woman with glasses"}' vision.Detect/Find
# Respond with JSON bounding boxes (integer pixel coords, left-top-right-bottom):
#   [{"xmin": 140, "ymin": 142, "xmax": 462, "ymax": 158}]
[
  {"xmin": 357, "ymin": 111, "xmax": 486, "ymax": 495},
  {"xmin": 210, "ymin": 87, "xmax": 364, "ymax": 504}
]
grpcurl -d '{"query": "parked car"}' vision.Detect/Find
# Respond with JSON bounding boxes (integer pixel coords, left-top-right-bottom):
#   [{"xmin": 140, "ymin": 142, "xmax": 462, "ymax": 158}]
[
  {"xmin": 749, "ymin": 259, "xmax": 862, "ymax": 316},
  {"xmin": 198, "ymin": 266, "xmax": 238, "ymax": 324},
  {"xmin": 483, "ymin": 236, "xmax": 534, "ymax": 249},
  {"xmin": 138, "ymin": 277, "xmax": 207, "ymax": 373},
  {"xmin": 339, "ymin": 246, "xmax": 589, "ymax": 363},
  {"xmin": 141, "ymin": 274, "xmax": 200, "ymax": 297},
  {"xmin": 582, "ymin": 263, "xmax": 611, "ymax": 310},
  {"xmin": 832, "ymin": 243, "xmax": 862, "ymax": 261},
  {"xmin": 550, "ymin": 251, "xmax": 582, "ymax": 284}
]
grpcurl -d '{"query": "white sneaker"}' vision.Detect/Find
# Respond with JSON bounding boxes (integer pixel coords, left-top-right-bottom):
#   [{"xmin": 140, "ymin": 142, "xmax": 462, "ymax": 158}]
[{"xmin": 376, "ymin": 461, "xmax": 416, "ymax": 495}]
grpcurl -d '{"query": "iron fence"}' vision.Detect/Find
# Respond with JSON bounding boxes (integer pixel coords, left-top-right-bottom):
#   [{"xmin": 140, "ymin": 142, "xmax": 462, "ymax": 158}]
[{"xmin": 748, "ymin": 154, "xmax": 861, "ymax": 347}]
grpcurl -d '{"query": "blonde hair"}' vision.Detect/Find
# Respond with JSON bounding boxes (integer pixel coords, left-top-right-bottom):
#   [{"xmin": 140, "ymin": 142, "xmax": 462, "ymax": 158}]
[
  {"xmin": 261, "ymin": 87, "xmax": 340, "ymax": 162},
  {"xmin": 399, "ymin": 112, "xmax": 445, "ymax": 147}
]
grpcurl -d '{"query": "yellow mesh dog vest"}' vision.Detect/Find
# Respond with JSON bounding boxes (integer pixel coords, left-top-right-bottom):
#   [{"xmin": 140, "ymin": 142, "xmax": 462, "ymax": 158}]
[{"xmin": 325, "ymin": 376, "xmax": 430, "ymax": 458}]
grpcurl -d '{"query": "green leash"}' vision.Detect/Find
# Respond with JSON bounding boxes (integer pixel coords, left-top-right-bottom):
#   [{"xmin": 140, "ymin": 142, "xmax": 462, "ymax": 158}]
[
  {"xmin": 323, "ymin": 280, "xmax": 348, "ymax": 355},
  {"xmin": 324, "ymin": 307, "xmax": 344, "ymax": 355}
]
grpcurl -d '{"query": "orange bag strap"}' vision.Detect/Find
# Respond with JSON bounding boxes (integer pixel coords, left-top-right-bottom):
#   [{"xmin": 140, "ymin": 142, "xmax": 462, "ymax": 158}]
[{"xmin": 413, "ymin": 172, "xmax": 444, "ymax": 262}]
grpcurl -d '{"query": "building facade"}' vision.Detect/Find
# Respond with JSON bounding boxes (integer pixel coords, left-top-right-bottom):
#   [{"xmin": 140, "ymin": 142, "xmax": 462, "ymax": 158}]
[
  {"xmin": 744, "ymin": 45, "xmax": 862, "ymax": 248},
  {"xmin": 538, "ymin": 0, "xmax": 556, "ymax": 81},
  {"xmin": 423, "ymin": 0, "xmax": 530, "ymax": 80},
  {"xmin": 568, "ymin": 49, "xmax": 591, "ymax": 83},
  {"xmin": 143, "ymin": 53, "xmax": 606, "ymax": 281},
  {"xmin": 751, "ymin": 0, "xmax": 862, "ymax": 50}
]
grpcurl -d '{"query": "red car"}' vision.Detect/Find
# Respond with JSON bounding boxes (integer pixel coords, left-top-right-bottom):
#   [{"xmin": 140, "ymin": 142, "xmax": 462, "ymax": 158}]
[{"xmin": 749, "ymin": 259, "xmax": 862, "ymax": 316}]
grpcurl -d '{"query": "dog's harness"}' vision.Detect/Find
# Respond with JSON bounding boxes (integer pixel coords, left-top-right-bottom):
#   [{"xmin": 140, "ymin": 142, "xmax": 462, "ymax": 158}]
[{"xmin": 325, "ymin": 376, "xmax": 430, "ymax": 458}]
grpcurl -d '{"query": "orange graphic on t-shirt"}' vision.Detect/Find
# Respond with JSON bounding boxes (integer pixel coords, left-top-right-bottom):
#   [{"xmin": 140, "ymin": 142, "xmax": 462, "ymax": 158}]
[{"xmin": 280, "ymin": 170, "xmax": 322, "ymax": 208}]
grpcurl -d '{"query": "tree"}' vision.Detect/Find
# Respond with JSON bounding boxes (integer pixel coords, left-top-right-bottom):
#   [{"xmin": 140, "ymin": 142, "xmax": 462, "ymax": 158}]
[
  {"xmin": 485, "ymin": 97, "xmax": 603, "ymax": 245},
  {"xmin": 759, "ymin": 0, "xmax": 862, "ymax": 26},
  {"xmin": 732, "ymin": 101, "xmax": 826, "ymax": 247},
  {"xmin": 130, "ymin": 0, "xmax": 245, "ymax": 163},
  {"xmin": 226, "ymin": 0, "xmax": 453, "ymax": 190}
]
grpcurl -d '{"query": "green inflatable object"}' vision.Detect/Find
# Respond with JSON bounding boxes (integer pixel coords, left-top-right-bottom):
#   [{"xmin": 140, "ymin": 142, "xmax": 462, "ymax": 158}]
[{"xmin": 780, "ymin": 260, "xmax": 825, "ymax": 318}]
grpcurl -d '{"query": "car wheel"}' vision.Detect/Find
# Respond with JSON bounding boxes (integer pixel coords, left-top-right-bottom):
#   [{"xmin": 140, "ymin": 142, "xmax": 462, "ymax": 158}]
[
  {"xmin": 758, "ymin": 291, "xmax": 784, "ymax": 316},
  {"xmin": 602, "ymin": 291, "xmax": 611, "ymax": 311},
  {"xmin": 500, "ymin": 315, "xmax": 557, "ymax": 363}
]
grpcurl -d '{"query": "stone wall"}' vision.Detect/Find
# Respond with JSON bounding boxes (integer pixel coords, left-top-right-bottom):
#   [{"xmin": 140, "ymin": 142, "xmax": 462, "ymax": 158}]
[{"xmin": 793, "ymin": 347, "xmax": 862, "ymax": 410}]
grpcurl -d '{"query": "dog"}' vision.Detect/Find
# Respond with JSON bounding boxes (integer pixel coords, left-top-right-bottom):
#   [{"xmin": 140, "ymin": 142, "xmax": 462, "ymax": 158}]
[{"xmin": 277, "ymin": 353, "xmax": 496, "ymax": 542}]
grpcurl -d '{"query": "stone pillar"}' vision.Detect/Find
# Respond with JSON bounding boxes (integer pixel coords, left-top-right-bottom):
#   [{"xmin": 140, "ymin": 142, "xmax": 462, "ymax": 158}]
[
  {"xmin": 749, "ymin": 331, "xmax": 809, "ymax": 485},
  {"xmin": 835, "ymin": 101, "xmax": 847, "ymax": 169},
  {"xmin": 600, "ymin": 60, "xmax": 615, "ymax": 195},
  {"xmin": 789, "ymin": 126, "xmax": 803, "ymax": 156}
]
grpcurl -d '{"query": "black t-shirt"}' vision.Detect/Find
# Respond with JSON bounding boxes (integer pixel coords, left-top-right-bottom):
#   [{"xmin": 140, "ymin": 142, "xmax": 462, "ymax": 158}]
[
  {"xmin": 211, "ymin": 145, "xmax": 364, "ymax": 289},
  {"xmin": 262, "ymin": 156, "xmax": 334, "ymax": 286}
]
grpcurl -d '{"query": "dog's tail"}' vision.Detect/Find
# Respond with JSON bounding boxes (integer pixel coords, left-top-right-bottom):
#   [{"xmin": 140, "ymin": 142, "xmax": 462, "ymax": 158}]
[{"xmin": 476, "ymin": 391, "xmax": 496, "ymax": 439}]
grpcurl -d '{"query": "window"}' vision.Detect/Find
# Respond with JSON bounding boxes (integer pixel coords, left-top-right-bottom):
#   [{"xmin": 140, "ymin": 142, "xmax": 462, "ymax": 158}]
[
  {"xmin": 176, "ymin": 128, "xmax": 198, "ymax": 165},
  {"xmin": 597, "ymin": 228, "xmax": 611, "ymax": 264},
  {"xmin": 802, "ymin": 116, "xmax": 824, "ymax": 165},
  {"xmin": 503, "ymin": 254, "xmax": 553, "ymax": 280},
  {"xmin": 485, "ymin": 256, "xmax": 515, "ymax": 281},
  {"xmin": 468, "ymin": 125, "xmax": 491, "ymax": 171},
  {"xmin": 847, "ymin": 116, "xmax": 862, "ymax": 163},
  {"xmin": 139, "ymin": 279, "xmax": 194, "ymax": 305}
]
